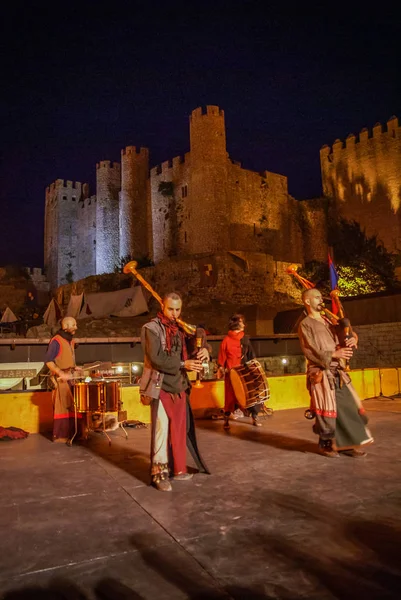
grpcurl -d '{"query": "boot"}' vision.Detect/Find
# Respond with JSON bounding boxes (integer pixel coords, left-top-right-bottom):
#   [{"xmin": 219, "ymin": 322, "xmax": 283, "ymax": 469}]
[
  {"xmin": 152, "ymin": 463, "xmax": 172, "ymax": 491},
  {"xmin": 318, "ymin": 438, "xmax": 340, "ymax": 458}
]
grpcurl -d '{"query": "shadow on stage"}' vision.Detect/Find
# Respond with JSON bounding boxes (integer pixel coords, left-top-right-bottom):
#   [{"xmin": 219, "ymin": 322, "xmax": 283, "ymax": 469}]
[
  {"xmin": 196, "ymin": 418, "xmax": 319, "ymax": 455},
  {"xmin": 4, "ymin": 491, "xmax": 400, "ymax": 599},
  {"xmin": 3, "ymin": 489, "xmax": 400, "ymax": 599}
]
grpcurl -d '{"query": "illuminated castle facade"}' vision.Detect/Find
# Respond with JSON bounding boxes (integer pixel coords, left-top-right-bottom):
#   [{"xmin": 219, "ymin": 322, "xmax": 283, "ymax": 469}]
[
  {"xmin": 321, "ymin": 115, "xmax": 401, "ymax": 251},
  {"xmin": 45, "ymin": 105, "xmax": 327, "ymax": 288},
  {"xmin": 45, "ymin": 107, "xmax": 400, "ymax": 290}
]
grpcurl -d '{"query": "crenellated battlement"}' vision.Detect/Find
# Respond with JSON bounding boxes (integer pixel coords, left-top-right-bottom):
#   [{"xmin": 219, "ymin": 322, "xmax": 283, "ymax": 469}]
[
  {"xmin": 150, "ymin": 154, "xmax": 188, "ymax": 178},
  {"xmin": 96, "ymin": 160, "xmax": 121, "ymax": 171},
  {"xmin": 320, "ymin": 115, "xmax": 400, "ymax": 157},
  {"xmin": 78, "ymin": 194, "xmax": 96, "ymax": 208},
  {"xmin": 121, "ymin": 146, "xmax": 149, "ymax": 158},
  {"xmin": 190, "ymin": 105, "xmax": 224, "ymax": 122},
  {"xmin": 45, "ymin": 179, "xmax": 89, "ymax": 193},
  {"xmin": 172, "ymin": 154, "xmax": 185, "ymax": 169}
]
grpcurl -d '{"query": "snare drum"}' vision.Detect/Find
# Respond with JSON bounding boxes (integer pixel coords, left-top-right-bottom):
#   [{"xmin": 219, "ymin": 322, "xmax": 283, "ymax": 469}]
[
  {"xmin": 104, "ymin": 381, "xmax": 122, "ymax": 412},
  {"xmin": 229, "ymin": 359, "xmax": 270, "ymax": 410}
]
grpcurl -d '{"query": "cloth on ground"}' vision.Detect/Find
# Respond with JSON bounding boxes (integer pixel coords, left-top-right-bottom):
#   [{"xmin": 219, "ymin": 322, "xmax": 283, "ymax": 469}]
[{"xmin": 0, "ymin": 426, "xmax": 29, "ymax": 441}]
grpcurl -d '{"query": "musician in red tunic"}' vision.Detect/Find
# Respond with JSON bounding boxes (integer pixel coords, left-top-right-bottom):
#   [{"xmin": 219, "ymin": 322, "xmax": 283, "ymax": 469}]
[{"xmin": 217, "ymin": 314, "xmax": 262, "ymax": 430}]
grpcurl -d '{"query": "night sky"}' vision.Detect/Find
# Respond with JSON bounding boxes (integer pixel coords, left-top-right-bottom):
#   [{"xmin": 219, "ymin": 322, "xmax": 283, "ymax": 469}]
[{"xmin": 1, "ymin": 2, "xmax": 399, "ymax": 268}]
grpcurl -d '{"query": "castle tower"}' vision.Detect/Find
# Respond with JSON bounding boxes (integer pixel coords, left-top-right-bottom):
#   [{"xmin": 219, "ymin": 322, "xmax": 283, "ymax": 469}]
[
  {"xmin": 188, "ymin": 106, "xmax": 230, "ymax": 253},
  {"xmin": 44, "ymin": 180, "xmax": 89, "ymax": 288},
  {"xmin": 120, "ymin": 146, "xmax": 150, "ymax": 259},
  {"xmin": 96, "ymin": 161, "xmax": 121, "ymax": 273}
]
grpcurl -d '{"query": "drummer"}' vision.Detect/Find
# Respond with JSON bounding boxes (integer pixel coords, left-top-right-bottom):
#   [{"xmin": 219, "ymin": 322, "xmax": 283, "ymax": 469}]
[
  {"xmin": 45, "ymin": 316, "xmax": 84, "ymax": 443},
  {"xmin": 217, "ymin": 314, "xmax": 263, "ymax": 430}
]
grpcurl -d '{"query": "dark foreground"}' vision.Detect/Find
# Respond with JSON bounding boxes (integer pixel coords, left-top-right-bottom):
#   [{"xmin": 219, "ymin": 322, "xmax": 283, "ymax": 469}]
[{"xmin": 1, "ymin": 403, "xmax": 400, "ymax": 600}]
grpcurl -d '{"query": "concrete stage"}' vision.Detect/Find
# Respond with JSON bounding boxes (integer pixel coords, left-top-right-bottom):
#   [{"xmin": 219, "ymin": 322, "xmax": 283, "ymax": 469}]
[{"xmin": 1, "ymin": 403, "xmax": 400, "ymax": 599}]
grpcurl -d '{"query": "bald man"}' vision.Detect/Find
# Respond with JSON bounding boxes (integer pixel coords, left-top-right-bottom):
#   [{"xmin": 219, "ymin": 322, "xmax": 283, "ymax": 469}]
[
  {"xmin": 298, "ymin": 288, "xmax": 373, "ymax": 458},
  {"xmin": 45, "ymin": 316, "xmax": 82, "ymax": 443}
]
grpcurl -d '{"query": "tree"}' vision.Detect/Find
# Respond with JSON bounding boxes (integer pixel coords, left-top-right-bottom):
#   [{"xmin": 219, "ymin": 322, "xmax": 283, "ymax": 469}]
[{"xmin": 297, "ymin": 219, "xmax": 399, "ymax": 296}]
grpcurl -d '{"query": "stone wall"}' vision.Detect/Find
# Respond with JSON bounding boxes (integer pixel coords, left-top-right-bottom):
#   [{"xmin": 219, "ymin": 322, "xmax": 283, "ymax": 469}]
[
  {"xmin": 320, "ymin": 115, "xmax": 401, "ymax": 253},
  {"xmin": 45, "ymin": 104, "xmax": 342, "ymax": 290},
  {"xmin": 120, "ymin": 146, "xmax": 150, "ymax": 259},
  {"xmin": 188, "ymin": 106, "xmax": 230, "ymax": 254},
  {"xmin": 96, "ymin": 161, "xmax": 121, "ymax": 274},
  {"xmin": 298, "ymin": 198, "xmax": 328, "ymax": 263},
  {"xmin": 352, "ymin": 322, "xmax": 401, "ymax": 369},
  {"xmin": 44, "ymin": 179, "xmax": 91, "ymax": 287},
  {"xmin": 76, "ymin": 195, "xmax": 96, "ymax": 281},
  {"xmin": 150, "ymin": 154, "xmax": 191, "ymax": 262}
]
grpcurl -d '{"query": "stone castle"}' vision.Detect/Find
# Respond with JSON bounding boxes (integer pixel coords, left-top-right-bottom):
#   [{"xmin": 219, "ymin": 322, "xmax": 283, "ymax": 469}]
[
  {"xmin": 45, "ymin": 105, "xmax": 328, "ymax": 289},
  {"xmin": 45, "ymin": 107, "xmax": 401, "ymax": 297}
]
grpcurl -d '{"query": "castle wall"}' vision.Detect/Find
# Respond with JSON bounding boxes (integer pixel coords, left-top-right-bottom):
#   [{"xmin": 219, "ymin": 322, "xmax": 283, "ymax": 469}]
[
  {"xmin": 321, "ymin": 115, "xmax": 401, "ymax": 252},
  {"xmin": 150, "ymin": 154, "xmax": 191, "ymax": 263},
  {"xmin": 188, "ymin": 106, "xmax": 230, "ymax": 253},
  {"xmin": 227, "ymin": 164, "xmax": 305, "ymax": 263},
  {"xmin": 298, "ymin": 198, "xmax": 328, "ymax": 263},
  {"xmin": 56, "ymin": 181, "xmax": 80, "ymax": 286},
  {"xmin": 76, "ymin": 195, "xmax": 96, "ymax": 280},
  {"xmin": 44, "ymin": 181, "xmax": 60, "ymax": 287},
  {"xmin": 45, "ymin": 105, "xmax": 343, "ymax": 293},
  {"xmin": 44, "ymin": 180, "xmax": 91, "ymax": 287},
  {"xmin": 96, "ymin": 161, "xmax": 121, "ymax": 273},
  {"xmin": 120, "ymin": 147, "xmax": 150, "ymax": 260}
]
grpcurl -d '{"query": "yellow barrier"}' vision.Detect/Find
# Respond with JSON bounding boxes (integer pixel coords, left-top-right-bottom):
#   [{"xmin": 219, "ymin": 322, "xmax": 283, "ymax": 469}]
[{"xmin": 1, "ymin": 368, "xmax": 399, "ymax": 433}]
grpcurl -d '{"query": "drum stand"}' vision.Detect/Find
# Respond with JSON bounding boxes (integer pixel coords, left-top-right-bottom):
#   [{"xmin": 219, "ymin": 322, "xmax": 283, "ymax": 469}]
[
  {"xmin": 67, "ymin": 407, "xmax": 128, "ymax": 447},
  {"xmin": 67, "ymin": 405, "xmax": 79, "ymax": 447}
]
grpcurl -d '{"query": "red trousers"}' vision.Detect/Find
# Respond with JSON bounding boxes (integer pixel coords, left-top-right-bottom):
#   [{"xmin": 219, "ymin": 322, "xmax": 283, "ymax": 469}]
[
  {"xmin": 159, "ymin": 389, "xmax": 187, "ymax": 474},
  {"xmin": 224, "ymin": 374, "xmax": 237, "ymax": 413}
]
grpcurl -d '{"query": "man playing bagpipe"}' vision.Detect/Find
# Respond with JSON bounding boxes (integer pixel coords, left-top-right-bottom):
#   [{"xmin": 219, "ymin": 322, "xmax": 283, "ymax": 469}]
[
  {"xmin": 140, "ymin": 292, "xmax": 210, "ymax": 491},
  {"xmin": 298, "ymin": 288, "xmax": 373, "ymax": 458}
]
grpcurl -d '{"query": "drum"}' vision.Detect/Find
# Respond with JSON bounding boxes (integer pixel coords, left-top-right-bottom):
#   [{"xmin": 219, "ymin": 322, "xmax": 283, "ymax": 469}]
[
  {"xmin": 73, "ymin": 382, "xmax": 89, "ymax": 412},
  {"xmin": 229, "ymin": 359, "xmax": 270, "ymax": 410},
  {"xmin": 104, "ymin": 381, "xmax": 122, "ymax": 412},
  {"xmin": 88, "ymin": 382, "xmax": 105, "ymax": 412}
]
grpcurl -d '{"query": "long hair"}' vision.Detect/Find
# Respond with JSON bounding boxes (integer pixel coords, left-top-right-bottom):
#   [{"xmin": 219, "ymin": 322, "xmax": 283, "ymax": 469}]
[{"xmin": 228, "ymin": 313, "xmax": 245, "ymax": 331}]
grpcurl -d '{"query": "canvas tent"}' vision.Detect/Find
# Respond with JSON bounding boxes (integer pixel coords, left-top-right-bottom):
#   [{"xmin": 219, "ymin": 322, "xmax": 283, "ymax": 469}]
[
  {"xmin": 1, "ymin": 307, "xmax": 18, "ymax": 323},
  {"xmin": 66, "ymin": 292, "xmax": 84, "ymax": 319},
  {"xmin": 67, "ymin": 286, "xmax": 149, "ymax": 320},
  {"xmin": 43, "ymin": 299, "xmax": 62, "ymax": 328}
]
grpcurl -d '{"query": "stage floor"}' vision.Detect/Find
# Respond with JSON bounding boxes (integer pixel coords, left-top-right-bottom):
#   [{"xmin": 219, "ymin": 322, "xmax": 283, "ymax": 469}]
[{"xmin": 1, "ymin": 406, "xmax": 400, "ymax": 599}]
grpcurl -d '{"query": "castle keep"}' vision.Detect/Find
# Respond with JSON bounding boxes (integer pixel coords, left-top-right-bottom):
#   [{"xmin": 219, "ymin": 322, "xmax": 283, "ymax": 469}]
[
  {"xmin": 321, "ymin": 115, "xmax": 401, "ymax": 252},
  {"xmin": 45, "ymin": 105, "xmax": 327, "ymax": 289}
]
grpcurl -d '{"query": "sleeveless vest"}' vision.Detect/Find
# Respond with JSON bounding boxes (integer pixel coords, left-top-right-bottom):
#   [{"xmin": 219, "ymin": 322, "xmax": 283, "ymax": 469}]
[{"xmin": 52, "ymin": 334, "xmax": 75, "ymax": 370}]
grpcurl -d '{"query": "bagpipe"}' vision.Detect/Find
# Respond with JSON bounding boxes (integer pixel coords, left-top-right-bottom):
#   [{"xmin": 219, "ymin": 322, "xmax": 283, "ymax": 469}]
[
  {"xmin": 286, "ymin": 263, "xmax": 355, "ymax": 364},
  {"xmin": 123, "ymin": 261, "xmax": 196, "ymax": 335}
]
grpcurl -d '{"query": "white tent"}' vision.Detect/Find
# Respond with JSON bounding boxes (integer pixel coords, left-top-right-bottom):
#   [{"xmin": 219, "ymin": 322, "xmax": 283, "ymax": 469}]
[
  {"xmin": 66, "ymin": 292, "xmax": 84, "ymax": 319},
  {"xmin": 1, "ymin": 307, "xmax": 18, "ymax": 323},
  {"xmin": 76, "ymin": 286, "xmax": 148, "ymax": 320},
  {"xmin": 111, "ymin": 286, "xmax": 149, "ymax": 317},
  {"xmin": 43, "ymin": 298, "xmax": 62, "ymax": 328}
]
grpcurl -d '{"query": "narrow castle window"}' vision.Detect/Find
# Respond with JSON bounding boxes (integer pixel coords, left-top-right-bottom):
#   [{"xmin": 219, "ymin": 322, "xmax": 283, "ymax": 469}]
[
  {"xmin": 62, "ymin": 195, "xmax": 67, "ymax": 200},
  {"xmin": 182, "ymin": 185, "xmax": 188, "ymax": 198},
  {"xmin": 185, "ymin": 231, "xmax": 187, "ymax": 243},
  {"xmin": 72, "ymin": 196, "xmax": 76, "ymax": 201}
]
